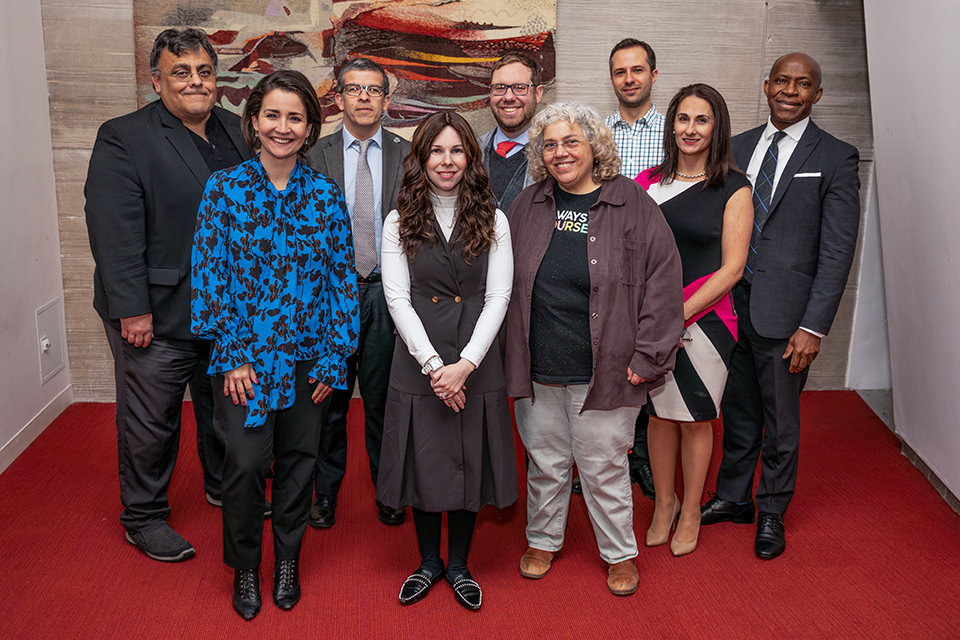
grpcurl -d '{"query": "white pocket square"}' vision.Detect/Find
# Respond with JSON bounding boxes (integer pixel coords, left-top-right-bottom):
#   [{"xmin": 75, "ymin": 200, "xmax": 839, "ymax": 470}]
[{"xmin": 794, "ymin": 172, "xmax": 821, "ymax": 178}]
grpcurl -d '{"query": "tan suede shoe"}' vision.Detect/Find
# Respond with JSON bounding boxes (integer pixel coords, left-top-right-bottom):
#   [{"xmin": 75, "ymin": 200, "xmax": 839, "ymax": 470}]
[
  {"xmin": 519, "ymin": 548, "xmax": 556, "ymax": 579},
  {"xmin": 606, "ymin": 559, "xmax": 639, "ymax": 595}
]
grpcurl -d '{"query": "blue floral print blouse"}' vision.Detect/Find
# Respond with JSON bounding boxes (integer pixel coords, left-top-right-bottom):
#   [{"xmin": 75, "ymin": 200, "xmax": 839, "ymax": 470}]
[{"xmin": 192, "ymin": 156, "xmax": 359, "ymax": 428}]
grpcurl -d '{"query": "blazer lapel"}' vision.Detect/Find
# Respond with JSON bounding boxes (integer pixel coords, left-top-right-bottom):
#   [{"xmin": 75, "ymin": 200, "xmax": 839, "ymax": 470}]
[
  {"xmin": 382, "ymin": 131, "xmax": 403, "ymax": 221},
  {"xmin": 157, "ymin": 101, "xmax": 212, "ymax": 187},
  {"xmin": 323, "ymin": 130, "xmax": 346, "ymax": 189},
  {"xmin": 768, "ymin": 121, "xmax": 822, "ymax": 214},
  {"xmin": 214, "ymin": 107, "xmax": 253, "ymax": 161},
  {"xmin": 734, "ymin": 126, "xmax": 763, "ymax": 173}
]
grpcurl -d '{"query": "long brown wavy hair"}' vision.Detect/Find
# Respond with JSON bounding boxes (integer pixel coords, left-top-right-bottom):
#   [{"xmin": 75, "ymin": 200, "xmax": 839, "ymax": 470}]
[{"xmin": 396, "ymin": 111, "xmax": 497, "ymax": 263}]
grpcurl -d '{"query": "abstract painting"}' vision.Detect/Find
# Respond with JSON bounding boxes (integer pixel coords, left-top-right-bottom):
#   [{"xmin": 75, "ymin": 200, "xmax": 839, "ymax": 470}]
[{"xmin": 134, "ymin": 0, "xmax": 557, "ymax": 135}]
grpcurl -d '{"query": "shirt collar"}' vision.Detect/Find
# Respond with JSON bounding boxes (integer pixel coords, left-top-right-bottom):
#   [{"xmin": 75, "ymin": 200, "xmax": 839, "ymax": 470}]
[
  {"xmin": 612, "ymin": 104, "xmax": 659, "ymax": 128},
  {"xmin": 342, "ymin": 124, "xmax": 383, "ymax": 151},
  {"xmin": 493, "ymin": 126, "xmax": 530, "ymax": 147},
  {"xmin": 763, "ymin": 116, "xmax": 809, "ymax": 144}
]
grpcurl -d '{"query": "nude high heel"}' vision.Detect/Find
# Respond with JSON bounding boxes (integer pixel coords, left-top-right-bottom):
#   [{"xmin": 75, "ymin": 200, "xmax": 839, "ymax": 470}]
[
  {"xmin": 670, "ymin": 511, "xmax": 701, "ymax": 557},
  {"xmin": 646, "ymin": 494, "xmax": 680, "ymax": 547}
]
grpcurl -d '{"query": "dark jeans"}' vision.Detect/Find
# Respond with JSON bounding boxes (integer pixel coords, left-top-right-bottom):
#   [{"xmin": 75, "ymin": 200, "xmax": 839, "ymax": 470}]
[
  {"xmin": 314, "ymin": 281, "xmax": 395, "ymax": 496},
  {"xmin": 215, "ymin": 360, "xmax": 327, "ymax": 569}
]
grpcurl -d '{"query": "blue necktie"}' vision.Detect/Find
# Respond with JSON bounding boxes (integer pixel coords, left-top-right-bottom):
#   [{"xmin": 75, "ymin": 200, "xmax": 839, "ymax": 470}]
[{"xmin": 745, "ymin": 131, "xmax": 786, "ymax": 282}]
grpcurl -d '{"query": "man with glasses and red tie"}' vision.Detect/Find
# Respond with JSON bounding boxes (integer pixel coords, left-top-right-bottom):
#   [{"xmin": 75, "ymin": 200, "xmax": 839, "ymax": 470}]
[
  {"xmin": 305, "ymin": 58, "xmax": 410, "ymax": 529},
  {"xmin": 477, "ymin": 52, "xmax": 544, "ymax": 213},
  {"xmin": 85, "ymin": 28, "xmax": 252, "ymax": 562}
]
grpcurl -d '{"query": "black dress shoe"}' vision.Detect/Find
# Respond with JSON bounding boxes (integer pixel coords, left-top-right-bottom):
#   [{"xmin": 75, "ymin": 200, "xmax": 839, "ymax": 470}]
[
  {"xmin": 376, "ymin": 500, "xmax": 406, "ymax": 525},
  {"xmin": 399, "ymin": 563, "xmax": 445, "ymax": 605},
  {"xmin": 233, "ymin": 567, "xmax": 261, "ymax": 620},
  {"xmin": 700, "ymin": 492, "xmax": 755, "ymax": 525},
  {"xmin": 755, "ymin": 512, "xmax": 785, "ymax": 559},
  {"xmin": 446, "ymin": 567, "xmax": 482, "ymax": 611},
  {"xmin": 273, "ymin": 559, "xmax": 301, "ymax": 609},
  {"xmin": 309, "ymin": 495, "xmax": 336, "ymax": 529},
  {"xmin": 630, "ymin": 464, "xmax": 657, "ymax": 500},
  {"xmin": 571, "ymin": 476, "xmax": 583, "ymax": 495}
]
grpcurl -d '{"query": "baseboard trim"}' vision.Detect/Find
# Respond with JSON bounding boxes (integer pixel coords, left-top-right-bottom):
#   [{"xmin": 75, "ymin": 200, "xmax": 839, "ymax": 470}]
[
  {"xmin": 0, "ymin": 385, "xmax": 74, "ymax": 475},
  {"xmin": 900, "ymin": 441, "xmax": 960, "ymax": 517}
]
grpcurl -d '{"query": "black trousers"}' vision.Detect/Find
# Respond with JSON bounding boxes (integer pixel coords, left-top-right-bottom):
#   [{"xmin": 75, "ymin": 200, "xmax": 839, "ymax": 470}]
[
  {"xmin": 215, "ymin": 360, "xmax": 327, "ymax": 569},
  {"xmin": 717, "ymin": 285, "xmax": 809, "ymax": 514},
  {"xmin": 314, "ymin": 281, "xmax": 395, "ymax": 496},
  {"xmin": 104, "ymin": 321, "xmax": 224, "ymax": 533}
]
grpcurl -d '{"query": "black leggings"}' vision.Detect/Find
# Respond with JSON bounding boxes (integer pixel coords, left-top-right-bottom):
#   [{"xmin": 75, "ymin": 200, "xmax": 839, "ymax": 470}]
[{"xmin": 411, "ymin": 508, "xmax": 478, "ymax": 575}]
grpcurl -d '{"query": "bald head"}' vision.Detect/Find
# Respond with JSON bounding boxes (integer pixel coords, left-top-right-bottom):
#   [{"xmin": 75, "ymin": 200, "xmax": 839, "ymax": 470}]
[
  {"xmin": 764, "ymin": 52, "xmax": 823, "ymax": 130},
  {"xmin": 770, "ymin": 52, "xmax": 822, "ymax": 88}
]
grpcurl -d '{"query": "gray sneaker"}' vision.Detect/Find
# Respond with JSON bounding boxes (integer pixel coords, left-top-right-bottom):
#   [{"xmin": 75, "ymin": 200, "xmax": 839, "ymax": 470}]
[{"xmin": 125, "ymin": 523, "xmax": 195, "ymax": 562}]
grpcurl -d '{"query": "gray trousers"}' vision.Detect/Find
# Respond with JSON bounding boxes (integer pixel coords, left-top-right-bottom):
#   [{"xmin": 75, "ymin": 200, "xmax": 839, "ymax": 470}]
[{"xmin": 515, "ymin": 382, "xmax": 639, "ymax": 564}]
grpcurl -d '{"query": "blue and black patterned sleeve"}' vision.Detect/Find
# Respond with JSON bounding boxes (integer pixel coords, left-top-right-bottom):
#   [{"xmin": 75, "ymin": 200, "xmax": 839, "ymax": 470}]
[{"xmin": 191, "ymin": 171, "xmax": 255, "ymax": 372}]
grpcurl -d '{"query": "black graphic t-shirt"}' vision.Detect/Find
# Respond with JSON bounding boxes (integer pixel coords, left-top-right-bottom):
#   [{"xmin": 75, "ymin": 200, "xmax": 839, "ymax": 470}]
[{"xmin": 529, "ymin": 185, "xmax": 601, "ymax": 385}]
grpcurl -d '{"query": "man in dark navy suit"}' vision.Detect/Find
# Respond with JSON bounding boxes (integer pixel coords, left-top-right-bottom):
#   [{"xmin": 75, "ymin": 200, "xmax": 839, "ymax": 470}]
[
  {"xmin": 85, "ymin": 28, "xmax": 252, "ymax": 562},
  {"xmin": 700, "ymin": 53, "xmax": 861, "ymax": 559}
]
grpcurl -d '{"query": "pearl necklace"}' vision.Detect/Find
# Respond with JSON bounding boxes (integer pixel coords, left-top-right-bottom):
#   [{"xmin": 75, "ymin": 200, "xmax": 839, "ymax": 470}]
[{"xmin": 675, "ymin": 169, "xmax": 706, "ymax": 179}]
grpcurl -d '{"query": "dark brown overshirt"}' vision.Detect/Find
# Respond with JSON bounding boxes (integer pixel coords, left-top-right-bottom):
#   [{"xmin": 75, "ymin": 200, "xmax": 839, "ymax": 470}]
[{"xmin": 504, "ymin": 175, "xmax": 683, "ymax": 411}]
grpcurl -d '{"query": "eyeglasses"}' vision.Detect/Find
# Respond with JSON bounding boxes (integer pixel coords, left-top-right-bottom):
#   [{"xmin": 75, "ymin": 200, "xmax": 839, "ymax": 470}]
[
  {"xmin": 157, "ymin": 68, "xmax": 216, "ymax": 83},
  {"xmin": 542, "ymin": 139, "xmax": 585, "ymax": 154},
  {"xmin": 341, "ymin": 84, "xmax": 386, "ymax": 97},
  {"xmin": 490, "ymin": 83, "xmax": 536, "ymax": 96}
]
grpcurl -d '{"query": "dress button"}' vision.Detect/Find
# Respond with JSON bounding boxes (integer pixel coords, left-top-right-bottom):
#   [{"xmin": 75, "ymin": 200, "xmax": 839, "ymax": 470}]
[
  {"xmin": 591, "ymin": 312, "xmax": 598, "ymax": 318},
  {"xmin": 589, "ymin": 236, "xmax": 596, "ymax": 242},
  {"xmin": 590, "ymin": 259, "xmax": 597, "ymax": 265},
  {"xmin": 593, "ymin": 286, "xmax": 599, "ymax": 292},
  {"xmin": 432, "ymin": 296, "xmax": 439, "ymax": 303},
  {"xmin": 455, "ymin": 296, "xmax": 461, "ymax": 303},
  {"xmin": 593, "ymin": 339, "xmax": 599, "ymax": 345}
]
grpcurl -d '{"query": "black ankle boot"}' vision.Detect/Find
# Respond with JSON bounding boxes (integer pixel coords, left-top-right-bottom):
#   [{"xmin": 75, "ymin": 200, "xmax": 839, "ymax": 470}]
[
  {"xmin": 273, "ymin": 558, "xmax": 301, "ymax": 610},
  {"xmin": 233, "ymin": 567, "xmax": 261, "ymax": 620}
]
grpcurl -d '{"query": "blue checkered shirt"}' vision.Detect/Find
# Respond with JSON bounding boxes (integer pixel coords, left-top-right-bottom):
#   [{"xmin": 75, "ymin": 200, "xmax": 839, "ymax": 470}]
[{"xmin": 605, "ymin": 105, "xmax": 665, "ymax": 178}]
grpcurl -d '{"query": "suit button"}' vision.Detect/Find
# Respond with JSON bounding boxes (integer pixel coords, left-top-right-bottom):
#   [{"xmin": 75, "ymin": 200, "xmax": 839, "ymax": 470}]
[
  {"xmin": 589, "ymin": 236, "xmax": 596, "ymax": 242},
  {"xmin": 593, "ymin": 286, "xmax": 599, "ymax": 292},
  {"xmin": 593, "ymin": 339, "xmax": 599, "ymax": 345},
  {"xmin": 591, "ymin": 312, "xmax": 598, "ymax": 318},
  {"xmin": 590, "ymin": 259, "xmax": 597, "ymax": 265},
  {"xmin": 432, "ymin": 296, "xmax": 438, "ymax": 303}
]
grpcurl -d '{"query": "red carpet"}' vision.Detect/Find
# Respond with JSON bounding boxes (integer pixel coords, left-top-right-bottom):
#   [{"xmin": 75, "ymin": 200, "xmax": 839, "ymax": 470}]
[{"xmin": 1, "ymin": 391, "xmax": 958, "ymax": 639}]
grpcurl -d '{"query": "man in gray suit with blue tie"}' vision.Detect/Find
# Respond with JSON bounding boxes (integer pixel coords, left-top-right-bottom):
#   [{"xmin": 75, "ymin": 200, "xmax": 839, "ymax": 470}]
[
  {"xmin": 305, "ymin": 58, "xmax": 410, "ymax": 528},
  {"xmin": 700, "ymin": 53, "xmax": 861, "ymax": 559}
]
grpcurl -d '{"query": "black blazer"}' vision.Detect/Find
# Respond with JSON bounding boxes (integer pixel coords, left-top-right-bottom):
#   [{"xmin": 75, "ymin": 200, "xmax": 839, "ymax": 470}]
[
  {"xmin": 732, "ymin": 120, "xmax": 861, "ymax": 339},
  {"xmin": 84, "ymin": 100, "xmax": 252, "ymax": 340},
  {"xmin": 305, "ymin": 127, "xmax": 410, "ymax": 222}
]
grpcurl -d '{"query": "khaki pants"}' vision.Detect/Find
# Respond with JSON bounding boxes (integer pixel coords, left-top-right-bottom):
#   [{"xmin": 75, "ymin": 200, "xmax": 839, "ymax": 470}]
[{"xmin": 515, "ymin": 382, "xmax": 639, "ymax": 564}]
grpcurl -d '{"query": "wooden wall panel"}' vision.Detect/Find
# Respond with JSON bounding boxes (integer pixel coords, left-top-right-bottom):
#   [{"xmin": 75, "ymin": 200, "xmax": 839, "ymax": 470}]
[{"xmin": 42, "ymin": 0, "xmax": 872, "ymax": 399}]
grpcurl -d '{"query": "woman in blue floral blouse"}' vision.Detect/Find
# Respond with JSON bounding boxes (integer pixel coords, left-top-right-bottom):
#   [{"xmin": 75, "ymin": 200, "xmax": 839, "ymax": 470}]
[{"xmin": 191, "ymin": 70, "xmax": 358, "ymax": 620}]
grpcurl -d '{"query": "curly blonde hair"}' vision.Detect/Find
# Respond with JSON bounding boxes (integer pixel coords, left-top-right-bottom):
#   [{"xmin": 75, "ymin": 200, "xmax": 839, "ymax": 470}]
[{"xmin": 525, "ymin": 102, "xmax": 621, "ymax": 184}]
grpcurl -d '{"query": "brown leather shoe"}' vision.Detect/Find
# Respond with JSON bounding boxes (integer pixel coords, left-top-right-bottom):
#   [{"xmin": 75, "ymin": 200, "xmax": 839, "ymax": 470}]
[
  {"xmin": 606, "ymin": 559, "xmax": 639, "ymax": 596},
  {"xmin": 519, "ymin": 548, "xmax": 556, "ymax": 579}
]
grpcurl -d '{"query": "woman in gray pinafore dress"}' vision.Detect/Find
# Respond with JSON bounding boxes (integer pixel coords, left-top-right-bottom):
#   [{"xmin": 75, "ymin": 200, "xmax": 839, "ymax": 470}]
[{"xmin": 378, "ymin": 111, "xmax": 516, "ymax": 611}]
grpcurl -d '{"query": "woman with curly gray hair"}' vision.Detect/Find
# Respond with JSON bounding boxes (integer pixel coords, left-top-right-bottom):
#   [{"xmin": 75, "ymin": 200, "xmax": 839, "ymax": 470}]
[{"xmin": 503, "ymin": 102, "xmax": 684, "ymax": 596}]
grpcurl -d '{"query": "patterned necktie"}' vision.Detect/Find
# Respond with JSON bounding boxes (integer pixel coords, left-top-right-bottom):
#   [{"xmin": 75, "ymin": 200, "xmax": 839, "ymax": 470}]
[
  {"xmin": 353, "ymin": 139, "xmax": 377, "ymax": 279},
  {"xmin": 745, "ymin": 130, "xmax": 787, "ymax": 282},
  {"xmin": 496, "ymin": 140, "xmax": 519, "ymax": 157}
]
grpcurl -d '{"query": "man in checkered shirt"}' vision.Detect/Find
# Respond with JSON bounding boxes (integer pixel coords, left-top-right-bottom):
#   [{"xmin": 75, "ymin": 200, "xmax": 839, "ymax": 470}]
[
  {"xmin": 604, "ymin": 38, "xmax": 663, "ymax": 502},
  {"xmin": 604, "ymin": 39, "xmax": 664, "ymax": 179}
]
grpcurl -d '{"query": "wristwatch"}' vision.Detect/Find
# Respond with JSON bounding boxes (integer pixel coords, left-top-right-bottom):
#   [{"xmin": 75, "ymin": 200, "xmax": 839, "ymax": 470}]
[{"xmin": 421, "ymin": 355, "xmax": 444, "ymax": 375}]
